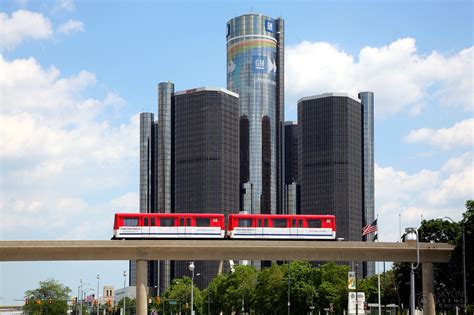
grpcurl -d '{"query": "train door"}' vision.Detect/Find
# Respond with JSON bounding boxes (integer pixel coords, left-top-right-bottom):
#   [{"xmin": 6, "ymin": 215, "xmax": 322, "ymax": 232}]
[
  {"xmin": 178, "ymin": 217, "xmax": 186, "ymax": 238},
  {"xmin": 255, "ymin": 218, "xmax": 263, "ymax": 237},
  {"xmin": 262, "ymin": 218, "xmax": 270, "ymax": 238},
  {"xmin": 142, "ymin": 217, "xmax": 150, "ymax": 237},
  {"xmin": 185, "ymin": 217, "xmax": 192, "ymax": 236},
  {"xmin": 149, "ymin": 217, "xmax": 156, "ymax": 237}
]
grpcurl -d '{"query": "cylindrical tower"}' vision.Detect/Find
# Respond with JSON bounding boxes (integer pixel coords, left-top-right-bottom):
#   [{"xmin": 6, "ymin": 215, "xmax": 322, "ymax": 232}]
[
  {"xmin": 227, "ymin": 14, "xmax": 284, "ymax": 214},
  {"xmin": 359, "ymin": 91, "xmax": 375, "ymax": 277}
]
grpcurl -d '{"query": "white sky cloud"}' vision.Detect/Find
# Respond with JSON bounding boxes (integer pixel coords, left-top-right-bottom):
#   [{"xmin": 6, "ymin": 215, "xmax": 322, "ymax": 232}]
[
  {"xmin": 404, "ymin": 118, "xmax": 474, "ymax": 150},
  {"xmin": 53, "ymin": 0, "xmax": 75, "ymax": 12},
  {"xmin": 375, "ymin": 153, "xmax": 473, "ymax": 241},
  {"xmin": 57, "ymin": 19, "xmax": 84, "ymax": 35},
  {"xmin": 286, "ymin": 38, "xmax": 473, "ymax": 117},
  {"xmin": 0, "ymin": 55, "xmax": 139, "ymax": 238},
  {"xmin": 0, "ymin": 10, "xmax": 52, "ymax": 50}
]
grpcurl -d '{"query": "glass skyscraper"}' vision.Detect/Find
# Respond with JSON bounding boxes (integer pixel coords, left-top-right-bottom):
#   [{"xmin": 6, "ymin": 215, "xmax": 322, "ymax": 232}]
[
  {"xmin": 227, "ymin": 14, "xmax": 284, "ymax": 215},
  {"xmin": 359, "ymin": 91, "xmax": 375, "ymax": 276}
]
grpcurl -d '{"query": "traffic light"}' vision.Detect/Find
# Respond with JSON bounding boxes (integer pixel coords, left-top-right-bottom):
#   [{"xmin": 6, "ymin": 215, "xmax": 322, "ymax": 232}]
[
  {"xmin": 156, "ymin": 296, "xmax": 161, "ymax": 305},
  {"xmin": 48, "ymin": 297, "xmax": 52, "ymax": 304},
  {"xmin": 185, "ymin": 303, "xmax": 189, "ymax": 309},
  {"xmin": 35, "ymin": 299, "xmax": 42, "ymax": 305},
  {"xmin": 25, "ymin": 298, "xmax": 29, "ymax": 305}
]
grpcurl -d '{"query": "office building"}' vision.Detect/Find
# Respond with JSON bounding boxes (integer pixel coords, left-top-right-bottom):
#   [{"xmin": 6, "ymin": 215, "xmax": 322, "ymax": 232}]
[
  {"xmin": 157, "ymin": 81, "xmax": 175, "ymax": 294},
  {"xmin": 173, "ymin": 87, "xmax": 240, "ymax": 288},
  {"xmin": 226, "ymin": 14, "xmax": 285, "ymax": 215},
  {"xmin": 298, "ymin": 93, "xmax": 363, "ymax": 242},
  {"xmin": 283, "ymin": 121, "xmax": 299, "ymax": 214},
  {"xmin": 359, "ymin": 91, "xmax": 375, "ymax": 276},
  {"xmin": 130, "ymin": 113, "xmax": 159, "ymax": 287}
]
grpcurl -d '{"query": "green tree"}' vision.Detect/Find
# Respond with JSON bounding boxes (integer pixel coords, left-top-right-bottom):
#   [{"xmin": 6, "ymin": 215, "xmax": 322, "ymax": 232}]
[
  {"xmin": 219, "ymin": 265, "xmax": 257, "ymax": 314},
  {"xmin": 451, "ymin": 200, "xmax": 474, "ymax": 312},
  {"xmin": 204, "ymin": 274, "xmax": 227, "ymax": 314},
  {"xmin": 114, "ymin": 297, "xmax": 135, "ymax": 315},
  {"xmin": 286, "ymin": 261, "xmax": 317, "ymax": 315},
  {"xmin": 252, "ymin": 264, "xmax": 286, "ymax": 314},
  {"xmin": 163, "ymin": 277, "xmax": 202, "ymax": 314},
  {"xmin": 393, "ymin": 214, "xmax": 462, "ymax": 311},
  {"xmin": 23, "ymin": 278, "xmax": 71, "ymax": 314},
  {"xmin": 359, "ymin": 270, "xmax": 399, "ymax": 307},
  {"xmin": 312, "ymin": 262, "xmax": 349, "ymax": 314}
]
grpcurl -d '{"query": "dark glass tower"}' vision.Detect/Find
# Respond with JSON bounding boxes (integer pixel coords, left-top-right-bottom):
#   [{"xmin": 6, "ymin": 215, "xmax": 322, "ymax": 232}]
[
  {"xmin": 283, "ymin": 121, "xmax": 300, "ymax": 214},
  {"xmin": 298, "ymin": 93, "xmax": 363, "ymax": 241},
  {"xmin": 173, "ymin": 87, "xmax": 240, "ymax": 288},
  {"xmin": 131, "ymin": 113, "xmax": 159, "ymax": 288},
  {"xmin": 226, "ymin": 14, "xmax": 284, "ymax": 215},
  {"xmin": 359, "ymin": 91, "xmax": 375, "ymax": 276},
  {"xmin": 157, "ymin": 81, "xmax": 175, "ymax": 294}
]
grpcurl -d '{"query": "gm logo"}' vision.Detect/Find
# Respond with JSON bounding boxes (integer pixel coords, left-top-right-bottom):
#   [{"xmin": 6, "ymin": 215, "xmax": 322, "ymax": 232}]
[{"xmin": 265, "ymin": 19, "xmax": 273, "ymax": 33}]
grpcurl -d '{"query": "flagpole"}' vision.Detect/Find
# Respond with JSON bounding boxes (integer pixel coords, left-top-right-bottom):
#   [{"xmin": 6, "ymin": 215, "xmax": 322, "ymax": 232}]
[{"xmin": 377, "ymin": 214, "xmax": 381, "ymax": 315}]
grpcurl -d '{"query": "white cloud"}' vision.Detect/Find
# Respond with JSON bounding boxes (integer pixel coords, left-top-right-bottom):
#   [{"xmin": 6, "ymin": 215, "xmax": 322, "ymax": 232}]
[
  {"xmin": 53, "ymin": 0, "xmax": 75, "ymax": 12},
  {"xmin": 375, "ymin": 153, "xmax": 473, "ymax": 242},
  {"xmin": 0, "ymin": 10, "xmax": 52, "ymax": 50},
  {"xmin": 57, "ymin": 19, "xmax": 84, "ymax": 35},
  {"xmin": 0, "ymin": 55, "xmax": 139, "ymax": 238},
  {"xmin": 404, "ymin": 118, "xmax": 474, "ymax": 150},
  {"xmin": 286, "ymin": 38, "xmax": 473, "ymax": 117}
]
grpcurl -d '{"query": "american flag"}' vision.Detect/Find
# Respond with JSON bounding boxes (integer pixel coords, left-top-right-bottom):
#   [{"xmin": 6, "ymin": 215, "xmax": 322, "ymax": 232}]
[{"xmin": 362, "ymin": 219, "xmax": 378, "ymax": 236}]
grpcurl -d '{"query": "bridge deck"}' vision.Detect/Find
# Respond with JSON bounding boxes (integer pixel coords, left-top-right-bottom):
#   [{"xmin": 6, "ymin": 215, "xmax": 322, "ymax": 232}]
[{"xmin": 0, "ymin": 240, "xmax": 452, "ymax": 262}]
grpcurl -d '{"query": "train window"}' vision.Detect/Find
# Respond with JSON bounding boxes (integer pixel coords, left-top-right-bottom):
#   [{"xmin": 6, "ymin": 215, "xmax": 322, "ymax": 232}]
[
  {"xmin": 124, "ymin": 218, "xmax": 138, "ymax": 226},
  {"xmin": 307, "ymin": 219, "xmax": 322, "ymax": 228},
  {"xmin": 151, "ymin": 218, "xmax": 156, "ymax": 226},
  {"xmin": 160, "ymin": 218, "xmax": 175, "ymax": 227},
  {"xmin": 273, "ymin": 219, "xmax": 287, "ymax": 228},
  {"xmin": 292, "ymin": 219, "xmax": 297, "ymax": 227},
  {"xmin": 299, "ymin": 219, "xmax": 303, "ymax": 227},
  {"xmin": 258, "ymin": 219, "xmax": 262, "ymax": 227},
  {"xmin": 238, "ymin": 219, "xmax": 252, "ymax": 227},
  {"xmin": 196, "ymin": 218, "xmax": 210, "ymax": 227},
  {"xmin": 144, "ymin": 218, "xmax": 149, "ymax": 226},
  {"xmin": 180, "ymin": 218, "xmax": 184, "ymax": 226},
  {"xmin": 187, "ymin": 218, "xmax": 191, "ymax": 226},
  {"xmin": 264, "ymin": 219, "xmax": 268, "ymax": 227}
]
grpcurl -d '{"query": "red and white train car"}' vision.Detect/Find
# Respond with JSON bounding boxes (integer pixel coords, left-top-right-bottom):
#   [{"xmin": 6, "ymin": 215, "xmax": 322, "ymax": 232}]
[
  {"xmin": 113, "ymin": 213, "xmax": 225, "ymax": 239},
  {"xmin": 227, "ymin": 214, "xmax": 336, "ymax": 240}
]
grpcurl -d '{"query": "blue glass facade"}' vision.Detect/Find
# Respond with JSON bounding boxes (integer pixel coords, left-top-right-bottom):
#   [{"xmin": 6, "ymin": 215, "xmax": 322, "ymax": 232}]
[{"xmin": 227, "ymin": 14, "xmax": 284, "ymax": 214}]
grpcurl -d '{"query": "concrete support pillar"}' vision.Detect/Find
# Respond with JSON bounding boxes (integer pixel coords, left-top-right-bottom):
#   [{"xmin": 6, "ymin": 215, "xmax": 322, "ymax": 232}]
[
  {"xmin": 422, "ymin": 262, "xmax": 436, "ymax": 315},
  {"xmin": 136, "ymin": 260, "xmax": 148, "ymax": 315}
]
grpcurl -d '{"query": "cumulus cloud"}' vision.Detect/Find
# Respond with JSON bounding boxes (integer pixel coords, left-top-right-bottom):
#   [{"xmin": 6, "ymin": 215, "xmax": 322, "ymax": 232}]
[
  {"xmin": 286, "ymin": 38, "xmax": 473, "ymax": 117},
  {"xmin": 0, "ymin": 10, "xmax": 52, "ymax": 50},
  {"xmin": 404, "ymin": 118, "xmax": 474, "ymax": 150},
  {"xmin": 57, "ymin": 19, "xmax": 84, "ymax": 35},
  {"xmin": 0, "ymin": 55, "xmax": 139, "ymax": 238},
  {"xmin": 375, "ymin": 153, "xmax": 473, "ymax": 241}
]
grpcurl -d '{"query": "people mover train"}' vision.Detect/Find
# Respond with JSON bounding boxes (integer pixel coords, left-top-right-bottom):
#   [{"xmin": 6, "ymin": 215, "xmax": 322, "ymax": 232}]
[{"xmin": 113, "ymin": 213, "xmax": 336, "ymax": 240}]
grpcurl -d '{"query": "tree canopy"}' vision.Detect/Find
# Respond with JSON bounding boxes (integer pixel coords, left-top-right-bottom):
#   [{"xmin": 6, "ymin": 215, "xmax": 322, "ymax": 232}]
[{"xmin": 23, "ymin": 278, "xmax": 71, "ymax": 314}]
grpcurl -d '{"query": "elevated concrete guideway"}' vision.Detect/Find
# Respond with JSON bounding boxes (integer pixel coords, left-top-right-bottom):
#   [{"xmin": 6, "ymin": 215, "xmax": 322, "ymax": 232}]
[
  {"xmin": 0, "ymin": 240, "xmax": 452, "ymax": 262},
  {"xmin": 0, "ymin": 240, "xmax": 452, "ymax": 315}
]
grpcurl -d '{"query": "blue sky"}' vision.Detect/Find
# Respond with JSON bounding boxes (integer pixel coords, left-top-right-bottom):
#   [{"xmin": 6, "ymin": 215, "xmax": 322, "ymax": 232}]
[{"xmin": 1, "ymin": 0, "xmax": 473, "ymax": 305}]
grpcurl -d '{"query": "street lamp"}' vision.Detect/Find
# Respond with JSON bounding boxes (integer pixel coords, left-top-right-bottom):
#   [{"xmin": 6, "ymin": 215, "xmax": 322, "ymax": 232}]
[
  {"xmin": 404, "ymin": 227, "xmax": 419, "ymax": 315},
  {"xmin": 96, "ymin": 274, "xmax": 100, "ymax": 315},
  {"xmin": 123, "ymin": 271, "xmax": 127, "ymax": 315},
  {"xmin": 437, "ymin": 216, "xmax": 467, "ymax": 314},
  {"xmin": 189, "ymin": 261, "xmax": 195, "ymax": 315}
]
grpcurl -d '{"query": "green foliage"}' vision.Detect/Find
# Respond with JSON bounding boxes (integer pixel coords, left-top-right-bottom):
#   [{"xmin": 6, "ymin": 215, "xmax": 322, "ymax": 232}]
[
  {"xmin": 23, "ymin": 278, "xmax": 71, "ymax": 314},
  {"xmin": 163, "ymin": 276, "xmax": 202, "ymax": 314},
  {"xmin": 115, "ymin": 297, "xmax": 135, "ymax": 314}
]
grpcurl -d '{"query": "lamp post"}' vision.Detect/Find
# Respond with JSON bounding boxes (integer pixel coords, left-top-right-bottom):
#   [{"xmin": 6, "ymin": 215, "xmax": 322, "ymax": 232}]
[
  {"xmin": 96, "ymin": 274, "xmax": 100, "ymax": 315},
  {"xmin": 437, "ymin": 216, "xmax": 467, "ymax": 314},
  {"xmin": 189, "ymin": 262, "xmax": 195, "ymax": 315},
  {"xmin": 123, "ymin": 271, "xmax": 127, "ymax": 315},
  {"xmin": 405, "ymin": 227, "xmax": 419, "ymax": 315},
  {"xmin": 287, "ymin": 262, "xmax": 291, "ymax": 315}
]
